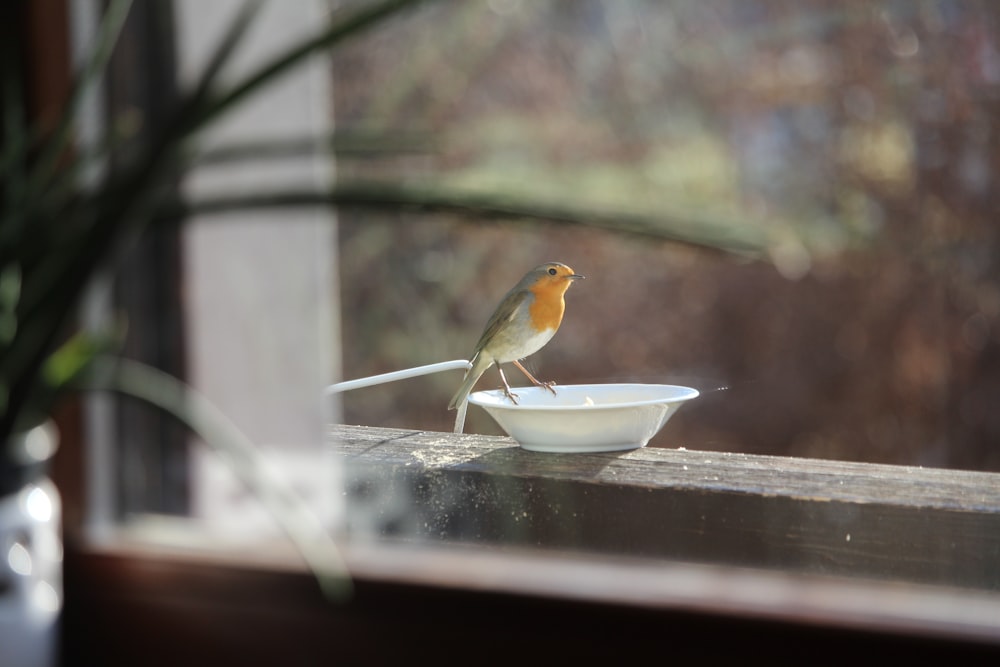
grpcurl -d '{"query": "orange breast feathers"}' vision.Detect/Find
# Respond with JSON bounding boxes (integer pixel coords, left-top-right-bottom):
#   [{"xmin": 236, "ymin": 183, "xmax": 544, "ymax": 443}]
[{"xmin": 527, "ymin": 278, "xmax": 571, "ymax": 332}]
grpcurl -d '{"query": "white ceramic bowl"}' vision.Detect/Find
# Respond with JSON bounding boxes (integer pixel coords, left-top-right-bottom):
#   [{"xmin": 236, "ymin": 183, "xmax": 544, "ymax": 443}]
[{"xmin": 467, "ymin": 383, "xmax": 699, "ymax": 453}]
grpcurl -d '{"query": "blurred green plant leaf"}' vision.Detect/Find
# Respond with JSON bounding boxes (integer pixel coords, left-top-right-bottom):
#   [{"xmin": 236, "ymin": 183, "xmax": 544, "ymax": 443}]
[
  {"xmin": 42, "ymin": 328, "xmax": 122, "ymax": 391},
  {"xmin": 83, "ymin": 356, "xmax": 351, "ymax": 600},
  {"xmin": 0, "ymin": 262, "xmax": 21, "ymax": 345},
  {"xmin": 3, "ymin": 326, "xmax": 125, "ymax": 434},
  {"xmin": 13, "ymin": 0, "xmax": 133, "ymax": 206},
  {"xmin": 176, "ymin": 181, "xmax": 772, "ymax": 258},
  {"xmin": 0, "ymin": 0, "xmax": 434, "ymax": 441}
]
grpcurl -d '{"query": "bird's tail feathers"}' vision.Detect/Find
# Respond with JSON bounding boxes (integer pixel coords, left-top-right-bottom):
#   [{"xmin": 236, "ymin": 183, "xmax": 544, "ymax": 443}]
[{"xmin": 448, "ymin": 354, "xmax": 492, "ymax": 410}]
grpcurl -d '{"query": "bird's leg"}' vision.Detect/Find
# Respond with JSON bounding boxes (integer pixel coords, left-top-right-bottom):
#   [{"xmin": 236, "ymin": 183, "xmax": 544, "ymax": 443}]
[
  {"xmin": 512, "ymin": 359, "xmax": 557, "ymax": 396},
  {"xmin": 497, "ymin": 366, "xmax": 519, "ymax": 404}
]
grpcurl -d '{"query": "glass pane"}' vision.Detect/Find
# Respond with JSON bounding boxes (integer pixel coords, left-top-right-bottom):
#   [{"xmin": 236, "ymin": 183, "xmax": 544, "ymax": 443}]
[
  {"xmin": 75, "ymin": 0, "xmax": 1000, "ymax": 617},
  {"xmin": 326, "ymin": 0, "xmax": 1000, "ymax": 597},
  {"xmin": 333, "ymin": 0, "xmax": 1000, "ymax": 473}
]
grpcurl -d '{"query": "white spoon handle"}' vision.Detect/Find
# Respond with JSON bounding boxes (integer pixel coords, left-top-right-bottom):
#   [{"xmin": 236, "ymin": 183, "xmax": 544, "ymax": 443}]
[{"xmin": 325, "ymin": 359, "xmax": 472, "ymax": 394}]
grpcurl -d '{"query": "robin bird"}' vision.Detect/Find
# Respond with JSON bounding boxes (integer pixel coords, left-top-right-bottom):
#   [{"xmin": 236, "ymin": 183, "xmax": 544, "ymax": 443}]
[{"xmin": 448, "ymin": 262, "xmax": 584, "ymax": 410}]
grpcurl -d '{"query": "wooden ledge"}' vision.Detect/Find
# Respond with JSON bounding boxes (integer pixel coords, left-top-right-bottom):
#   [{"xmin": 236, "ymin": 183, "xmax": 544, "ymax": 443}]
[
  {"xmin": 331, "ymin": 425, "xmax": 1000, "ymax": 591},
  {"xmin": 331, "ymin": 425, "xmax": 1000, "ymax": 510},
  {"xmin": 59, "ymin": 427, "xmax": 1000, "ymax": 664}
]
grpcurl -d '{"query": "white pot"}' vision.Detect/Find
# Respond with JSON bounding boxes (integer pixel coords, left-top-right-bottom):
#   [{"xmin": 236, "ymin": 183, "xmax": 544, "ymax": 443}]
[{"xmin": 0, "ymin": 422, "xmax": 62, "ymax": 667}]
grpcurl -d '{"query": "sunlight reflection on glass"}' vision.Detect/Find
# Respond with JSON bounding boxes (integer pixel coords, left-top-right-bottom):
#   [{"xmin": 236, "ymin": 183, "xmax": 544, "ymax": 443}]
[
  {"xmin": 31, "ymin": 581, "xmax": 61, "ymax": 614},
  {"xmin": 6, "ymin": 541, "xmax": 32, "ymax": 577},
  {"xmin": 23, "ymin": 423, "xmax": 57, "ymax": 462},
  {"xmin": 23, "ymin": 487, "xmax": 52, "ymax": 524}
]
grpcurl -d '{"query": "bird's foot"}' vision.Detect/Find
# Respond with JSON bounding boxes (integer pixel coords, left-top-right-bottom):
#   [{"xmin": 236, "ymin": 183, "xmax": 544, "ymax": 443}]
[
  {"xmin": 538, "ymin": 380, "xmax": 558, "ymax": 396},
  {"xmin": 511, "ymin": 359, "xmax": 557, "ymax": 396},
  {"xmin": 501, "ymin": 386, "xmax": 520, "ymax": 404}
]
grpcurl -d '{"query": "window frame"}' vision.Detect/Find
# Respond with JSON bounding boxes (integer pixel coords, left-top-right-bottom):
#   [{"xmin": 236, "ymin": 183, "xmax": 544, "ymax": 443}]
[{"xmin": 25, "ymin": 1, "xmax": 999, "ymax": 661}]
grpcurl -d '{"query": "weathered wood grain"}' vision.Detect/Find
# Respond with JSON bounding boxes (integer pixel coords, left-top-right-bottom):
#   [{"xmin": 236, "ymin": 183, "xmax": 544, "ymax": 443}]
[
  {"xmin": 331, "ymin": 425, "xmax": 1000, "ymax": 590},
  {"xmin": 331, "ymin": 425, "xmax": 1000, "ymax": 509}
]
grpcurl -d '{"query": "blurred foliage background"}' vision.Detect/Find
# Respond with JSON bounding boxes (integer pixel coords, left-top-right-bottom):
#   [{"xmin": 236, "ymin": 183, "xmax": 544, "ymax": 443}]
[{"xmin": 332, "ymin": 0, "xmax": 1000, "ymax": 472}]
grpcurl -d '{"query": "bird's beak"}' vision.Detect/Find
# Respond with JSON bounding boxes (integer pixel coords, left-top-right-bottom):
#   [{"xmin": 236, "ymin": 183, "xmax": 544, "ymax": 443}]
[{"xmin": 570, "ymin": 273, "xmax": 585, "ymax": 280}]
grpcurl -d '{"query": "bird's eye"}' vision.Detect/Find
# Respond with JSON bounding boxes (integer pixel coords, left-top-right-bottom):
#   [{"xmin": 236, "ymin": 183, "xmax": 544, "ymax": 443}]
[{"xmin": 548, "ymin": 267, "xmax": 558, "ymax": 276}]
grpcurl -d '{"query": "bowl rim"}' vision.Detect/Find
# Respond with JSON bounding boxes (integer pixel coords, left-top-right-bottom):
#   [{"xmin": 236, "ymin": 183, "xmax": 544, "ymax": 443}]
[{"xmin": 467, "ymin": 383, "xmax": 700, "ymax": 411}]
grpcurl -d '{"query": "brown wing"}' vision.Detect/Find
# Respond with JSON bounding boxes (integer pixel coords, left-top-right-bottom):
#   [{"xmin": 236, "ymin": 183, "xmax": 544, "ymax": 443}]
[{"xmin": 471, "ymin": 288, "xmax": 529, "ymax": 355}]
